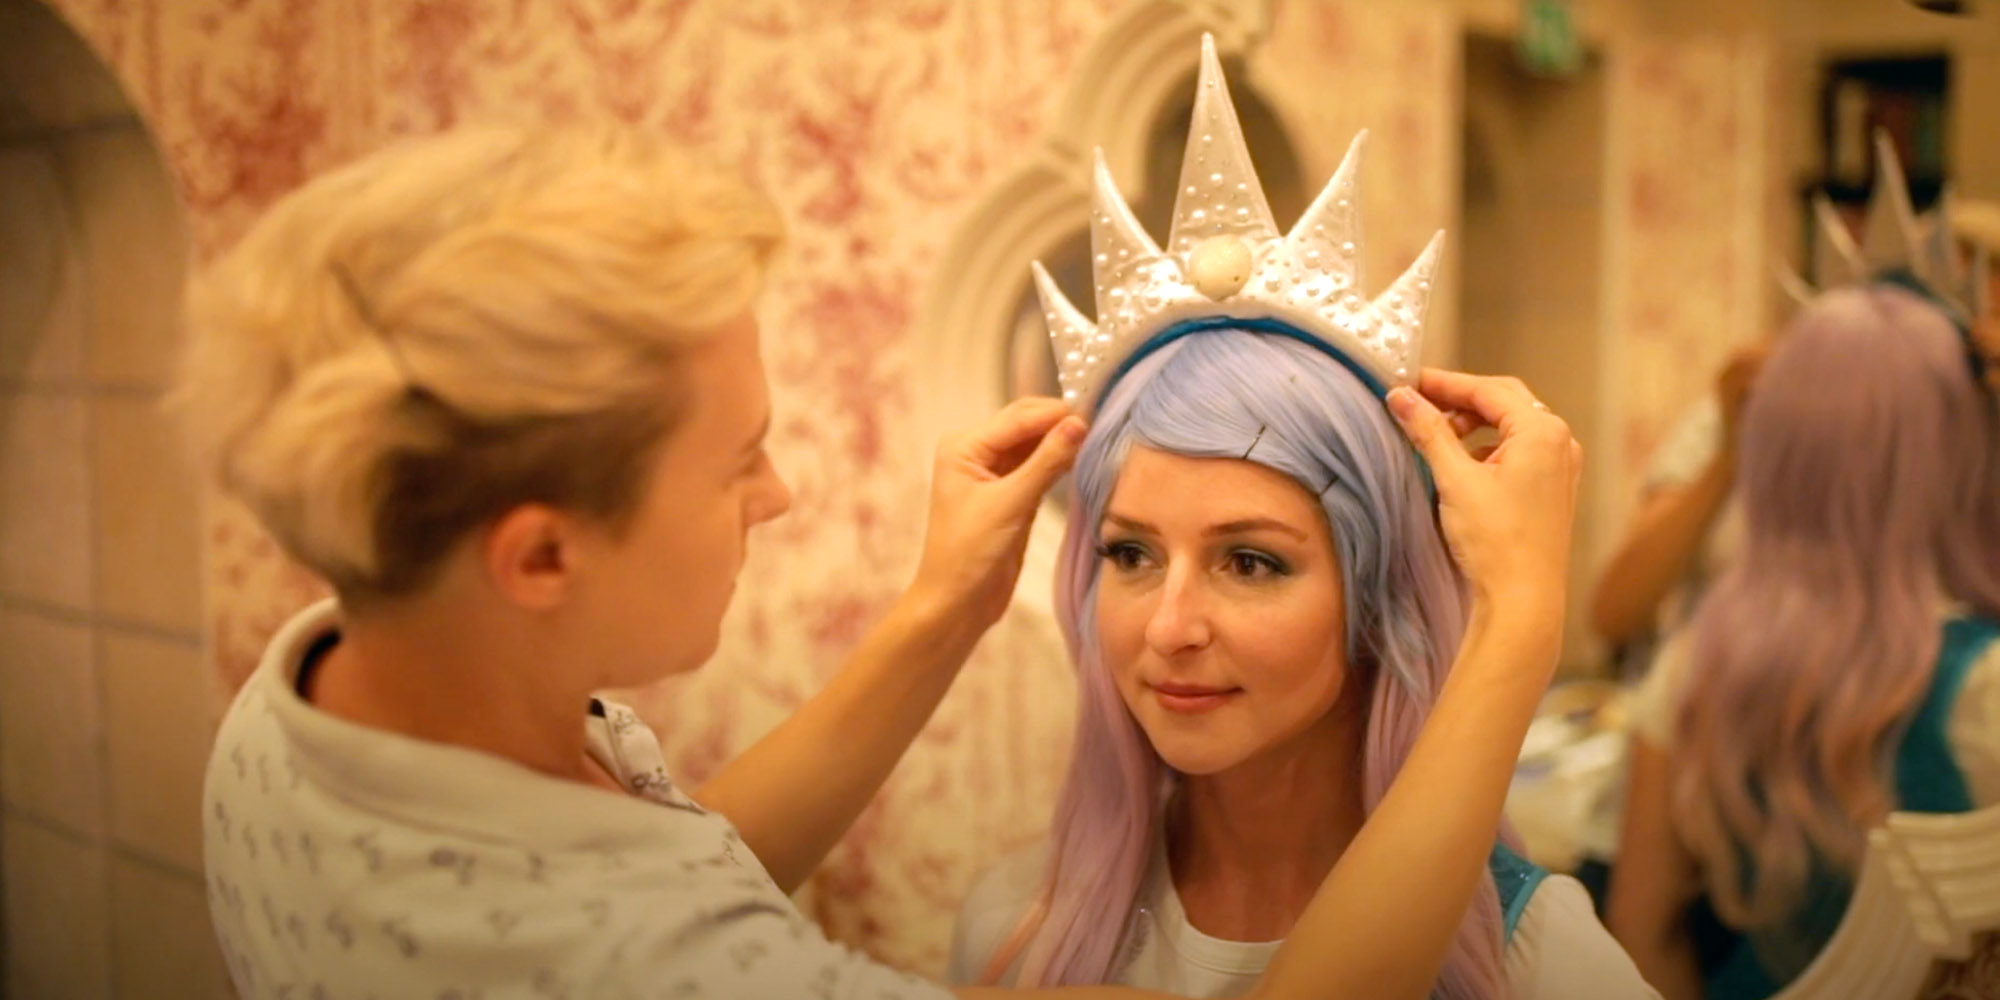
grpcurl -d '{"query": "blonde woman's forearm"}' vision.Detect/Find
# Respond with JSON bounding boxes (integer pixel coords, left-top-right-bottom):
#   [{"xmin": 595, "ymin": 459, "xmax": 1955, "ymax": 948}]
[{"xmin": 1247, "ymin": 593, "xmax": 1562, "ymax": 1000}]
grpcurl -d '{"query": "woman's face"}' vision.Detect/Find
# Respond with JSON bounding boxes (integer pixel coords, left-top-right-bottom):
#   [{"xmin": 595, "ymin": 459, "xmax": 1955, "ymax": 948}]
[
  {"xmin": 580, "ymin": 314, "xmax": 793, "ymax": 685},
  {"xmin": 1094, "ymin": 444, "xmax": 1353, "ymax": 776}
]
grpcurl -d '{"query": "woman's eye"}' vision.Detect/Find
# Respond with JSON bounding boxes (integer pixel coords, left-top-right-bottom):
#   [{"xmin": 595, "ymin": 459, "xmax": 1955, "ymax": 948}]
[
  {"xmin": 1228, "ymin": 550, "xmax": 1288, "ymax": 580},
  {"xmin": 1097, "ymin": 541, "xmax": 1151, "ymax": 572}
]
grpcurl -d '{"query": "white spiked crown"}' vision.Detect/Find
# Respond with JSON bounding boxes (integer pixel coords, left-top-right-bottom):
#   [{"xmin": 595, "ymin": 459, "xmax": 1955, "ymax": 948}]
[
  {"xmin": 1783, "ymin": 130, "xmax": 1991, "ymax": 324},
  {"xmin": 1035, "ymin": 33, "xmax": 1443, "ymax": 411}
]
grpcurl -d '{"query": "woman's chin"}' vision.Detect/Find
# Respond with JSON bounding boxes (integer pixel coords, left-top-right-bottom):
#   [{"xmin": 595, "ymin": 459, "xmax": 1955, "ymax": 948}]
[{"xmin": 1145, "ymin": 729, "xmax": 1247, "ymax": 777}]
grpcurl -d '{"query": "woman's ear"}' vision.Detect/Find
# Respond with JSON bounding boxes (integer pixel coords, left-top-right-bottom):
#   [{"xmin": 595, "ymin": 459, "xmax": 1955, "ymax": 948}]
[{"xmin": 481, "ymin": 504, "xmax": 577, "ymax": 610}]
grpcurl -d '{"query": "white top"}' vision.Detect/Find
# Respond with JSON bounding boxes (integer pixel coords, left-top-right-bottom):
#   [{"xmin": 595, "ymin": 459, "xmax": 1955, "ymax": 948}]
[
  {"xmin": 204, "ymin": 600, "xmax": 950, "ymax": 1000},
  {"xmin": 1628, "ymin": 618, "xmax": 2000, "ymax": 806},
  {"xmin": 948, "ymin": 842, "xmax": 1659, "ymax": 999},
  {"xmin": 1641, "ymin": 395, "xmax": 1724, "ymax": 496}
]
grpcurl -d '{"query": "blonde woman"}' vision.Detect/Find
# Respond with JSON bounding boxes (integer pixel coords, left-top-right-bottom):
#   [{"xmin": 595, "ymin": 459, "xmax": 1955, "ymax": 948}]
[{"xmin": 186, "ymin": 125, "xmax": 1582, "ymax": 999}]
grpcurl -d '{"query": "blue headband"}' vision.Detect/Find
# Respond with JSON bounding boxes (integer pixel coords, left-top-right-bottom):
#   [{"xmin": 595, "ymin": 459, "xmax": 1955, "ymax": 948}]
[
  {"xmin": 1097, "ymin": 315, "xmax": 1439, "ymax": 503},
  {"xmin": 1872, "ymin": 270, "xmax": 1989, "ymax": 388}
]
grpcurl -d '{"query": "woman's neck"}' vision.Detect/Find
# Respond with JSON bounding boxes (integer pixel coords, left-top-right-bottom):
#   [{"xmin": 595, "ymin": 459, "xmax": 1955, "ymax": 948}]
[
  {"xmin": 306, "ymin": 588, "xmax": 611, "ymax": 788},
  {"xmin": 1167, "ymin": 691, "xmax": 1371, "ymax": 942}
]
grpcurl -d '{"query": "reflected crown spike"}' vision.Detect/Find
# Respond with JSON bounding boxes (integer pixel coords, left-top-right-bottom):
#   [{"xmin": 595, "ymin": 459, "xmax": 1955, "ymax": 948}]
[{"xmin": 1787, "ymin": 129, "xmax": 1982, "ymax": 325}]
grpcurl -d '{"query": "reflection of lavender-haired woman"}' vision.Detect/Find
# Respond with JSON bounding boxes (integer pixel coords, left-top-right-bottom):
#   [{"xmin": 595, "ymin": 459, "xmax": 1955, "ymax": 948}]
[
  {"xmin": 1612, "ymin": 286, "xmax": 2000, "ymax": 999},
  {"xmin": 953, "ymin": 332, "xmax": 1654, "ymax": 999}
]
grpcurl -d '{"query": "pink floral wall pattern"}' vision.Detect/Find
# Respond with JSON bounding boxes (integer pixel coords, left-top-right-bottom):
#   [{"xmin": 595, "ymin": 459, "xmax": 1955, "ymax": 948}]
[
  {"xmin": 40, "ymin": 0, "xmax": 1768, "ymax": 976},
  {"xmin": 1604, "ymin": 36, "xmax": 1769, "ymax": 500}
]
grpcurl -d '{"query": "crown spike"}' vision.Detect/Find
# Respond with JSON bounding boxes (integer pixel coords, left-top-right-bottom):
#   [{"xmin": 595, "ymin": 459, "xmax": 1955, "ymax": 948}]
[
  {"xmin": 1281, "ymin": 130, "xmax": 1368, "ymax": 297},
  {"xmin": 1366, "ymin": 230, "xmax": 1444, "ymax": 383},
  {"xmin": 1927, "ymin": 189, "xmax": 1959, "ymax": 283},
  {"xmin": 1969, "ymin": 245, "xmax": 1991, "ymax": 321},
  {"xmin": 1811, "ymin": 194, "xmax": 1866, "ymax": 289},
  {"xmin": 1775, "ymin": 264, "xmax": 1816, "ymax": 307},
  {"xmin": 1861, "ymin": 130, "xmax": 1925, "ymax": 280},
  {"xmin": 1032, "ymin": 261, "xmax": 1098, "ymax": 404},
  {"xmin": 1165, "ymin": 34, "xmax": 1279, "ymax": 256},
  {"xmin": 1089, "ymin": 148, "xmax": 1171, "ymax": 344}
]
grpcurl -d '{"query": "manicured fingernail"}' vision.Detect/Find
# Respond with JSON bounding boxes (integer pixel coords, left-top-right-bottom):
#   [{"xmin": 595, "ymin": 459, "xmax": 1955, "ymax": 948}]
[{"xmin": 1386, "ymin": 387, "xmax": 1417, "ymax": 420}]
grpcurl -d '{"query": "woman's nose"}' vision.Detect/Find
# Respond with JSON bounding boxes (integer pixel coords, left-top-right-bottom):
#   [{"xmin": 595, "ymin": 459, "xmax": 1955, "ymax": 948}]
[{"xmin": 1144, "ymin": 563, "xmax": 1213, "ymax": 656}]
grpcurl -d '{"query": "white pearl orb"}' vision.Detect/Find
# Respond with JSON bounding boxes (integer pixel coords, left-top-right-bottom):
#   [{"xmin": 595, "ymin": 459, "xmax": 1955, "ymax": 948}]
[{"xmin": 1188, "ymin": 235, "xmax": 1253, "ymax": 300}]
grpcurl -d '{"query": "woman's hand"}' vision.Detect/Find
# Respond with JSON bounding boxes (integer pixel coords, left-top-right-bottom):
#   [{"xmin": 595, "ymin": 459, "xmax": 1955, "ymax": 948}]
[
  {"xmin": 1388, "ymin": 369, "xmax": 1582, "ymax": 612},
  {"xmin": 912, "ymin": 397, "xmax": 1086, "ymax": 628},
  {"xmin": 1714, "ymin": 343, "xmax": 1769, "ymax": 461},
  {"xmin": 698, "ymin": 398, "xmax": 1084, "ymax": 892}
]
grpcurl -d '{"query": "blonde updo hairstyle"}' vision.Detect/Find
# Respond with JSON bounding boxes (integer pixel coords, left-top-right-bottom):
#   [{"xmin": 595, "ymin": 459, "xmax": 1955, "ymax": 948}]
[{"xmin": 177, "ymin": 126, "xmax": 782, "ymax": 604}]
